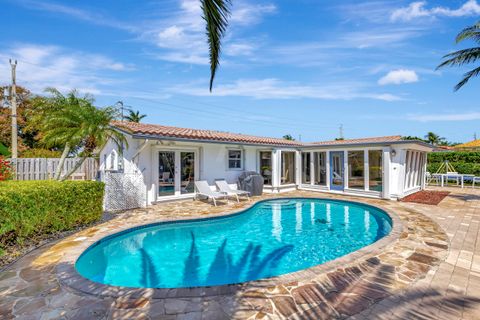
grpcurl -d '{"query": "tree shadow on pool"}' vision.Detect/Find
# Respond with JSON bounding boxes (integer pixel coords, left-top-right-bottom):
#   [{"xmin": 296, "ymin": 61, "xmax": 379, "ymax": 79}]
[
  {"xmin": 183, "ymin": 232, "xmax": 293, "ymax": 287},
  {"xmin": 139, "ymin": 248, "xmax": 161, "ymax": 287}
]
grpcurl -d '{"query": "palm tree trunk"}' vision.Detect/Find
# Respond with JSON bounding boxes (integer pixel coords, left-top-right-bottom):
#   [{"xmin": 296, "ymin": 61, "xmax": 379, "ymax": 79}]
[
  {"xmin": 54, "ymin": 143, "xmax": 70, "ymax": 180},
  {"xmin": 60, "ymin": 155, "xmax": 87, "ymax": 181}
]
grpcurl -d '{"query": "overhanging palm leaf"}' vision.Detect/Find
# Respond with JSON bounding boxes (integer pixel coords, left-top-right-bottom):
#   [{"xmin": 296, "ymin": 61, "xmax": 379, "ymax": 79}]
[
  {"xmin": 437, "ymin": 21, "xmax": 480, "ymax": 91},
  {"xmin": 200, "ymin": 0, "xmax": 231, "ymax": 91},
  {"xmin": 456, "ymin": 22, "xmax": 480, "ymax": 43}
]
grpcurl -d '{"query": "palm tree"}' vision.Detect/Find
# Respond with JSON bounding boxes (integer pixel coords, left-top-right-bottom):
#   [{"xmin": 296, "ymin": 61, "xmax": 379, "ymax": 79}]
[
  {"xmin": 425, "ymin": 132, "xmax": 445, "ymax": 146},
  {"xmin": 125, "ymin": 110, "xmax": 147, "ymax": 123},
  {"xmin": 34, "ymin": 88, "xmax": 127, "ymax": 180},
  {"xmin": 437, "ymin": 21, "xmax": 480, "ymax": 90},
  {"xmin": 282, "ymin": 134, "xmax": 295, "ymax": 141},
  {"xmin": 31, "ymin": 88, "xmax": 93, "ymax": 180},
  {"xmin": 201, "ymin": 0, "xmax": 231, "ymax": 91}
]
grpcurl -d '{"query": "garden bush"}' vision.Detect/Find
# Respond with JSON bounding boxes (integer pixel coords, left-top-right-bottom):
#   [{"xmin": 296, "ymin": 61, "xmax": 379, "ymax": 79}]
[
  {"xmin": 0, "ymin": 180, "xmax": 104, "ymax": 253},
  {"xmin": 428, "ymin": 151, "xmax": 480, "ymax": 164},
  {"xmin": 0, "ymin": 157, "xmax": 13, "ymax": 181},
  {"xmin": 427, "ymin": 151, "xmax": 480, "ymax": 175},
  {"xmin": 427, "ymin": 162, "xmax": 480, "ymax": 176}
]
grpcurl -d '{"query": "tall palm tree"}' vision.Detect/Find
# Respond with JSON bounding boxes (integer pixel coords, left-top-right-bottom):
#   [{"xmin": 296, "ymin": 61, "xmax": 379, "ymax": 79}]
[
  {"xmin": 201, "ymin": 0, "xmax": 231, "ymax": 91},
  {"xmin": 125, "ymin": 110, "xmax": 147, "ymax": 123},
  {"xmin": 425, "ymin": 132, "xmax": 445, "ymax": 146},
  {"xmin": 34, "ymin": 88, "xmax": 127, "ymax": 180},
  {"xmin": 437, "ymin": 21, "xmax": 480, "ymax": 91}
]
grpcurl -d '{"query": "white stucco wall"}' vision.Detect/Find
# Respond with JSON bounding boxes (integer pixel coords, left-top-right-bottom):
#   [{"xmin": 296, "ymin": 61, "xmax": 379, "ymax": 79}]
[
  {"xmin": 100, "ymin": 137, "xmax": 277, "ymax": 205},
  {"xmin": 99, "ymin": 133, "xmax": 432, "ymax": 206}
]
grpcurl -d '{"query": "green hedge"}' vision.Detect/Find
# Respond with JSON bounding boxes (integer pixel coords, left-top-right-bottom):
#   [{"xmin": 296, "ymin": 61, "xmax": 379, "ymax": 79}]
[
  {"xmin": 0, "ymin": 180, "xmax": 104, "ymax": 253},
  {"xmin": 427, "ymin": 151, "xmax": 480, "ymax": 175},
  {"xmin": 427, "ymin": 162, "xmax": 480, "ymax": 176},
  {"xmin": 428, "ymin": 151, "xmax": 480, "ymax": 164}
]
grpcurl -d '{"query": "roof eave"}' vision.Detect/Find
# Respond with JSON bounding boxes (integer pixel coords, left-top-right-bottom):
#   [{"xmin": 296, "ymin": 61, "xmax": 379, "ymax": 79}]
[
  {"xmin": 129, "ymin": 132, "xmax": 304, "ymax": 148},
  {"xmin": 301, "ymin": 140, "xmax": 434, "ymax": 150}
]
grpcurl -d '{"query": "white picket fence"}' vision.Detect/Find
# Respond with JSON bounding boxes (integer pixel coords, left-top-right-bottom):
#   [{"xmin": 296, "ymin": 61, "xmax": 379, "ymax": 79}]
[{"xmin": 8, "ymin": 158, "xmax": 98, "ymax": 181}]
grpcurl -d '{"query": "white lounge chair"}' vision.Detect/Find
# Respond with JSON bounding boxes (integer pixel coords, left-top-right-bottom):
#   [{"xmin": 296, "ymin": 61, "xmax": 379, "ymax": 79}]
[
  {"xmin": 215, "ymin": 180, "xmax": 250, "ymax": 202},
  {"xmin": 194, "ymin": 181, "xmax": 228, "ymax": 206},
  {"xmin": 473, "ymin": 177, "xmax": 480, "ymax": 189}
]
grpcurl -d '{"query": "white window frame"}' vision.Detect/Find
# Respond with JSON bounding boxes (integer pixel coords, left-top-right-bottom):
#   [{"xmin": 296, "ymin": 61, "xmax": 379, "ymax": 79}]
[{"xmin": 227, "ymin": 148, "xmax": 244, "ymax": 171}]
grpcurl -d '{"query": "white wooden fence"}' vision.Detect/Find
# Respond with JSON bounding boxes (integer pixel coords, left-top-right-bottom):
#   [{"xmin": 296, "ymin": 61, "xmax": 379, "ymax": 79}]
[{"xmin": 8, "ymin": 158, "xmax": 98, "ymax": 181}]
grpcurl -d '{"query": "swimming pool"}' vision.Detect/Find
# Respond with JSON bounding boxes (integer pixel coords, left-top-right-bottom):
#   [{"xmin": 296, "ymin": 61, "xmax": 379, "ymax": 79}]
[{"xmin": 76, "ymin": 198, "xmax": 392, "ymax": 288}]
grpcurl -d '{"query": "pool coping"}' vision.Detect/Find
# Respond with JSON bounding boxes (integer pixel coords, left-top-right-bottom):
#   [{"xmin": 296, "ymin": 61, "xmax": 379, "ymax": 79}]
[{"xmin": 56, "ymin": 196, "xmax": 403, "ymax": 299}]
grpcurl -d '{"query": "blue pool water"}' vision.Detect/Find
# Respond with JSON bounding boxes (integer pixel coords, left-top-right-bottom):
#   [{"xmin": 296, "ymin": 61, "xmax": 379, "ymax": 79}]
[{"xmin": 76, "ymin": 198, "xmax": 392, "ymax": 288}]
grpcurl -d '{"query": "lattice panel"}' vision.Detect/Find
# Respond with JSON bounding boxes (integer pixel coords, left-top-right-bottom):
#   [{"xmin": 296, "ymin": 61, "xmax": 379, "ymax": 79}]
[{"xmin": 104, "ymin": 172, "xmax": 146, "ymax": 212}]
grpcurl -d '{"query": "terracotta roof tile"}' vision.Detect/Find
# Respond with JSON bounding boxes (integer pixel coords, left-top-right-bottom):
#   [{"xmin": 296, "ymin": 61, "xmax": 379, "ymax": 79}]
[
  {"xmin": 310, "ymin": 135, "xmax": 403, "ymax": 146},
  {"xmin": 112, "ymin": 122, "xmax": 418, "ymax": 148},
  {"xmin": 112, "ymin": 121, "xmax": 303, "ymax": 146}
]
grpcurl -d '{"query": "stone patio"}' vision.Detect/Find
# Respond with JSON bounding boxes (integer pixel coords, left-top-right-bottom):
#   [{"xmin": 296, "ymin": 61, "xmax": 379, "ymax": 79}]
[{"xmin": 0, "ymin": 187, "xmax": 479, "ymax": 319}]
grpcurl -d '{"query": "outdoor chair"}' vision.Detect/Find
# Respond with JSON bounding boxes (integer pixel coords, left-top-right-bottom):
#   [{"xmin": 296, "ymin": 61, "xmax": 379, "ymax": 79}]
[
  {"xmin": 445, "ymin": 172, "xmax": 460, "ymax": 186},
  {"xmin": 473, "ymin": 177, "xmax": 480, "ymax": 189},
  {"xmin": 194, "ymin": 181, "xmax": 228, "ymax": 206},
  {"xmin": 215, "ymin": 180, "xmax": 250, "ymax": 202}
]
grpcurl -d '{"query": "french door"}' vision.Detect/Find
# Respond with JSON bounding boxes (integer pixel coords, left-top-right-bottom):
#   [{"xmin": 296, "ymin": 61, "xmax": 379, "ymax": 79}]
[
  {"xmin": 330, "ymin": 151, "xmax": 344, "ymax": 190},
  {"xmin": 158, "ymin": 150, "xmax": 196, "ymax": 197}
]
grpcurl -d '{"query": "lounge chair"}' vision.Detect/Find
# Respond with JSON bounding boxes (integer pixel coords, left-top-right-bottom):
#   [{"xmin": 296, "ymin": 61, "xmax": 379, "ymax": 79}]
[
  {"xmin": 194, "ymin": 181, "xmax": 228, "ymax": 206},
  {"xmin": 473, "ymin": 177, "xmax": 480, "ymax": 189},
  {"xmin": 215, "ymin": 180, "xmax": 250, "ymax": 202}
]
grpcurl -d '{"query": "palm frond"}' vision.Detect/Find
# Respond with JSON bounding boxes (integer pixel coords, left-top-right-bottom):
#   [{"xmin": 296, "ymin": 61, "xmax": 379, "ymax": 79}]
[
  {"xmin": 201, "ymin": 0, "xmax": 231, "ymax": 92},
  {"xmin": 437, "ymin": 47, "xmax": 480, "ymax": 69},
  {"xmin": 454, "ymin": 65, "xmax": 480, "ymax": 91},
  {"xmin": 456, "ymin": 21, "xmax": 480, "ymax": 44}
]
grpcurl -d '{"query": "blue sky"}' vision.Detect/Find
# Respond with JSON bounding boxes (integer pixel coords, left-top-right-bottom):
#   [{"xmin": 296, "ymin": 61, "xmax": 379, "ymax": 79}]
[{"xmin": 1, "ymin": 0, "xmax": 479, "ymax": 142}]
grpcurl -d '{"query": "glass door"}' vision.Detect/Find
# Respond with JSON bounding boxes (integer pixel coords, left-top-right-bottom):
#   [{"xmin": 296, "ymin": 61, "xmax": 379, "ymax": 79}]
[
  {"xmin": 330, "ymin": 151, "xmax": 344, "ymax": 190},
  {"xmin": 159, "ymin": 151, "xmax": 175, "ymax": 196},
  {"xmin": 180, "ymin": 152, "xmax": 195, "ymax": 194},
  {"xmin": 159, "ymin": 150, "xmax": 196, "ymax": 197}
]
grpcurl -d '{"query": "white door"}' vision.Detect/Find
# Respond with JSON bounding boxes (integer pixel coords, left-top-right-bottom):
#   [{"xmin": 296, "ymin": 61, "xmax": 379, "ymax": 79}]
[{"xmin": 158, "ymin": 150, "xmax": 196, "ymax": 197}]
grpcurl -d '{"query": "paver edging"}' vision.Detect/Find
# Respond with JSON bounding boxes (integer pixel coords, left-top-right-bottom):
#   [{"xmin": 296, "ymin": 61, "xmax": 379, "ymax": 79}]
[{"xmin": 56, "ymin": 196, "xmax": 404, "ymax": 299}]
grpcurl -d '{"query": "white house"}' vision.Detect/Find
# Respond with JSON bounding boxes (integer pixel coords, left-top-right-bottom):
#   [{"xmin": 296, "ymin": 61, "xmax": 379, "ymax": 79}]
[{"xmin": 100, "ymin": 121, "xmax": 433, "ymax": 207}]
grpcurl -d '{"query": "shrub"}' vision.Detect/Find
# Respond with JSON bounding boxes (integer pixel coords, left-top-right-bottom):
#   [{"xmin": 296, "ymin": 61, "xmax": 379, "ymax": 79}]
[
  {"xmin": 0, "ymin": 143, "xmax": 9, "ymax": 156},
  {"xmin": 0, "ymin": 157, "xmax": 13, "ymax": 181},
  {"xmin": 428, "ymin": 151, "xmax": 480, "ymax": 164},
  {"xmin": 427, "ymin": 162, "xmax": 480, "ymax": 176},
  {"xmin": 0, "ymin": 180, "xmax": 104, "ymax": 252},
  {"xmin": 427, "ymin": 151, "xmax": 480, "ymax": 175},
  {"xmin": 20, "ymin": 148, "xmax": 62, "ymax": 158}
]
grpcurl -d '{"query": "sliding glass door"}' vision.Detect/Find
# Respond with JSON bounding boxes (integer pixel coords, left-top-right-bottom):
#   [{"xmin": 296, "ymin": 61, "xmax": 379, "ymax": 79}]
[{"xmin": 158, "ymin": 150, "xmax": 196, "ymax": 197}]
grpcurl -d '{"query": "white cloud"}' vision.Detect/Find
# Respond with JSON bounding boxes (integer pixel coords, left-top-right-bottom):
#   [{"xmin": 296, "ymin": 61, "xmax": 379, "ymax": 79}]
[
  {"xmin": 169, "ymin": 78, "xmax": 401, "ymax": 101},
  {"xmin": 391, "ymin": 0, "xmax": 480, "ymax": 22},
  {"xmin": 408, "ymin": 112, "xmax": 480, "ymax": 122},
  {"xmin": 13, "ymin": 0, "xmax": 275, "ymax": 65},
  {"xmin": 224, "ymin": 43, "xmax": 256, "ymax": 56},
  {"xmin": 0, "ymin": 44, "xmax": 133, "ymax": 94},
  {"xmin": 139, "ymin": 0, "xmax": 275, "ymax": 65},
  {"xmin": 230, "ymin": 3, "xmax": 276, "ymax": 25},
  {"xmin": 378, "ymin": 69, "xmax": 419, "ymax": 85}
]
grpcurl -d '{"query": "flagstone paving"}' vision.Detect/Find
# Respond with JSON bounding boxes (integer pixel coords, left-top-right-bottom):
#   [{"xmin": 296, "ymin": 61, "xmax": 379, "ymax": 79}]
[
  {"xmin": 0, "ymin": 187, "xmax": 479, "ymax": 319},
  {"xmin": 350, "ymin": 186, "xmax": 480, "ymax": 320}
]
